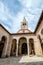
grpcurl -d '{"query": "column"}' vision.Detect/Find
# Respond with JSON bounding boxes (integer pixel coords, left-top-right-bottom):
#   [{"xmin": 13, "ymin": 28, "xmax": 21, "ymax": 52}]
[
  {"xmin": 27, "ymin": 39, "xmax": 30, "ymax": 56},
  {"xmin": 16, "ymin": 40, "xmax": 18, "ymax": 56}
]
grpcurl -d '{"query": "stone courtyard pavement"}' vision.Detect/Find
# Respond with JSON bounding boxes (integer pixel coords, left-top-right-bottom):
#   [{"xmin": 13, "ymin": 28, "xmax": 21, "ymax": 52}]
[{"xmin": 0, "ymin": 56, "xmax": 43, "ymax": 65}]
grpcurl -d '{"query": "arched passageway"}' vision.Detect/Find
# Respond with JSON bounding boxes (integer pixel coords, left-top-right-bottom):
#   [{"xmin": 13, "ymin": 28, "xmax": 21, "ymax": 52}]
[
  {"xmin": 10, "ymin": 39, "xmax": 17, "ymax": 56},
  {"xmin": 0, "ymin": 36, "xmax": 6, "ymax": 57},
  {"xmin": 18, "ymin": 37, "xmax": 28, "ymax": 55},
  {"xmin": 29, "ymin": 38, "xmax": 35, "ymax": 55}
]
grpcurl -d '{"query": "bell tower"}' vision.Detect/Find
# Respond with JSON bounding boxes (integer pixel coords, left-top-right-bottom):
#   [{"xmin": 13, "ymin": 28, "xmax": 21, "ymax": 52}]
[
  {"xmin": 21, "ymin": 17, "xmax": 28, "ymax": 29},
  {"xmin": 17, "ymin": 17, "xmax": 31, "ymax": 33}
]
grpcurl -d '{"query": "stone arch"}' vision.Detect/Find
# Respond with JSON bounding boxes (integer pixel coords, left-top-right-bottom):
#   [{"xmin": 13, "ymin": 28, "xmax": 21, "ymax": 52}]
[
  {"xmin": 18, "ymin": 37, "xmax": 28, "ymax": 55},
  {"xmin": 10, "ymin": 39, "xmax": 17, "ymax": 56},
  {"xmin": 29, "ymin": 38, "xmax": 35, "ymax": 55},
  {"xmin": 0, "ymin": 36, "xmax": 7, "ymax": 57}
]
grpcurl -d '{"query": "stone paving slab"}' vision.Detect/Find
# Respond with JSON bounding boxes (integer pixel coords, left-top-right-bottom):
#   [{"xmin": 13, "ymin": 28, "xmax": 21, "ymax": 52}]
[
  {"xmin": 0, "ymin": 56, "xmax": 43, "ymax": 65},
  {"xmin": 19, "ymin": 55, "xmax": 43, "ymax": 63}
]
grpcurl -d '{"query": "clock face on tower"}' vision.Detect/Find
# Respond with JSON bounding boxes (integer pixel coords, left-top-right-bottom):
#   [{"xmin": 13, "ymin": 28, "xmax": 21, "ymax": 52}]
[{"xmin": 41, "ymin": 28, "xmax": 43, "ymax": 35}]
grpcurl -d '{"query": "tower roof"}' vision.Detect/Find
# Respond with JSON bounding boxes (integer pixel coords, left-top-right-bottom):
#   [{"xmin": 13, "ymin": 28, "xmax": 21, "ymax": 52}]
[
  {"xmin": 22, "ymin": 17, "xmax": 27, "ymax": 23},
  {"xmin": 17, "ymin": 29, "xmax": 32, "ymax": 33}
]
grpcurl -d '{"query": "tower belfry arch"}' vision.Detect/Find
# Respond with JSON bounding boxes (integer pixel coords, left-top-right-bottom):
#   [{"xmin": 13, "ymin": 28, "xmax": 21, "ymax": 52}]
[{"xmin": 21, "ymin": 17, "xmax": 28, "ymax": 30}]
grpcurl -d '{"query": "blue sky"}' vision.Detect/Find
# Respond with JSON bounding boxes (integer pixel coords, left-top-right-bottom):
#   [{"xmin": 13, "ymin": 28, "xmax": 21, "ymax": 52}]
[{"xmin": 0, "ymin": 0, "xmax": 43, "ymax": 33}]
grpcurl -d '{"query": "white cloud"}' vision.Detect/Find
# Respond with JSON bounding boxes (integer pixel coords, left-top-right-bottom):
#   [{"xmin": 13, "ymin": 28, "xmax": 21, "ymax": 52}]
[
  {"xmin": 18, "ymin": 0, "xmax": 32, "ymax": 8},
  {"xmin": 0, "ymin": 1, "xmax": 25, "ymax": 33},
  {"xmin": 0, "ymin": 0, "xmax": 43, "ymax": 33},
  {"xmin": 0, "ymin": 1, "xmax": 15, "ymax": 32},
  {"xmin": 18, "ymin": 0, "xmax": 43, "ymax": 31}
]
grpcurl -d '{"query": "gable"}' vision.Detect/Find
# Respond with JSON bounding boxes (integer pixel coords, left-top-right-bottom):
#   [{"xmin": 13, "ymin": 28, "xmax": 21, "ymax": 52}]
[
  {"xmin": 0, "ymin": 24, "xmax": 10, "ymax": 41},
  {"xmin": 0, "ymin": 24, "xmax": 10, "ymax": 34},
  {"xmin": 34, "ymin": 11, "xmax": 43, "ymax": 36}
]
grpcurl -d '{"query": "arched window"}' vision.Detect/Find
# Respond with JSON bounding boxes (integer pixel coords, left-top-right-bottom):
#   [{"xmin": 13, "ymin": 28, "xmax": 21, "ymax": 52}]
[
  {"xmin": 38, "ymin": 35, "xmax": 43, "ymax": 54},
  {"xmin": 38, "ymin": 35, "xmax": 42, "ymax": 43},
  {"xmin": 41, "ymin": 28, "xmax": 43, "ymax": 35},
  {"xmin": 1, "ymin": 36, "xmax": 6, "ymax": 43}
]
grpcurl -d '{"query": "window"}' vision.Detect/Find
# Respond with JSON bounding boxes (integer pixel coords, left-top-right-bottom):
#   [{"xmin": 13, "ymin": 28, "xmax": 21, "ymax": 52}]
[
  {"xmin": 41, "ymin": 28, "xmax": 43, "ymax": 35},
  {"xmin": 23, "ymin": 23, "xmax": 26, "ymax": 26}
]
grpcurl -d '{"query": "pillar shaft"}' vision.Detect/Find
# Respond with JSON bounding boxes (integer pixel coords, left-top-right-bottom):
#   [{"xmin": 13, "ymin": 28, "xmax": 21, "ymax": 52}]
[
  {"xmin": 16, "ymin": 40, "xmax": 18, "ymax": 56},
  {"xmin": 27, "ymin": 39, "xmax": 29, "ymax": 56}
]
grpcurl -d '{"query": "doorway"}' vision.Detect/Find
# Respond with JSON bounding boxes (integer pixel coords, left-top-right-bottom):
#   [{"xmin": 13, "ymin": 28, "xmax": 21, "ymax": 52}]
[{"xmin": 22, "ymin": 43, "xmax": 27, "ymax": 55}]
